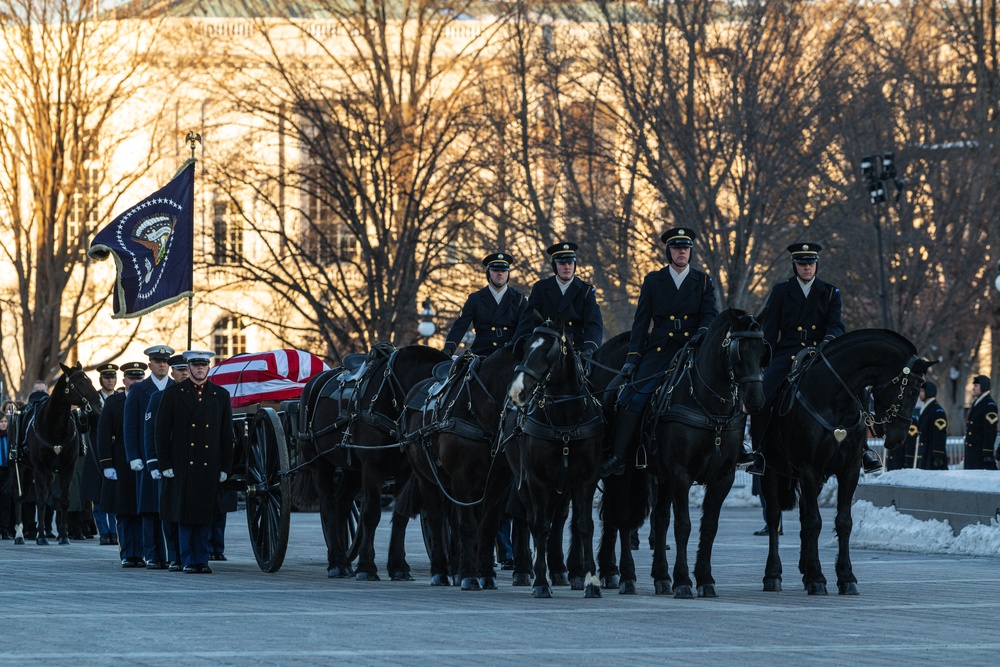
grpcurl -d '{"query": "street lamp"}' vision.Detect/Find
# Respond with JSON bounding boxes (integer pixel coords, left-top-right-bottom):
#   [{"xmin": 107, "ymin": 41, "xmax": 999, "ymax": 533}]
[
  {"xmin": 417, "ymin": 298, "xmax": 436, "ymax": 339},
  {"xmin": 860, "ymin": 151, "xmax": 903, "ymax": 329}
]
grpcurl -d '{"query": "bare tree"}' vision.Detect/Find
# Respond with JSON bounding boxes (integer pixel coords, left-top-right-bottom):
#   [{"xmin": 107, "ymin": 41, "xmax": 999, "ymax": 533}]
[{"xmin": 0, "ymin": 1, "xmax": 164, "ymax": 396}]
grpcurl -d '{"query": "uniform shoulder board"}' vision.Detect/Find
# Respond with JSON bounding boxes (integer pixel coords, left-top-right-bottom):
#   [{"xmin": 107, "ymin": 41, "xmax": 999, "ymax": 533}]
[
  {"xmin": 934, "ymin": 418, "xmax": 947, "ymax": 431},
  {"xmin": 986, "ymin": 412, "xmax": 999, "ymax": 425}
]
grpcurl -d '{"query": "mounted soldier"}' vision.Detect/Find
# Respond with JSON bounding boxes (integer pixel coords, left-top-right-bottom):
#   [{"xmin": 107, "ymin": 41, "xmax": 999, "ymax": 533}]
[{"xmin": 443, "ymin": 252, "xmax": 527, "ymax": 358}]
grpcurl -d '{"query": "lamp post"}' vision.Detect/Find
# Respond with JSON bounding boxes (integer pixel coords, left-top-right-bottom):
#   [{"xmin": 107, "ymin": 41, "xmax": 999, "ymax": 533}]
[
  {"xmin": 861, "ymin": 152, "xmax": 901, "ymax": 329},
  {"xmin": 417, "ymin": 298, "xmax": 436, "ymax": 339}
]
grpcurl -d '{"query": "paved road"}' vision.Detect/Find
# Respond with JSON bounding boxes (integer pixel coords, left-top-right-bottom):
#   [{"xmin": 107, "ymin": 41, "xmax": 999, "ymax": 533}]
[{"xmin": 2, "ymin": 505, "xmax": 998, "ymax": 666}]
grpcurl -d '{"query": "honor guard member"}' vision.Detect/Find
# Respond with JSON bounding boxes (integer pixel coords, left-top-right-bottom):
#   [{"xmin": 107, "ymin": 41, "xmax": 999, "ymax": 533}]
[
  {"xmin": 599, "ymin": 227, "xmax": 718, "ymax": 477},
  {"xmin": 99, "ymin": 361, "xmax": 146, "ymax": 566},
  {"xmin": 914, "ymin": 381, "xmax": 948, "ymax": 470},
  {"xmin": 144, "ymin": 354, "xmax": 189, "ymax": 571},
  {"xmin": 887, "ymin": 403, "xmax": 921, "ymax": 472},
  {"xmin": 443, "ymin": 252, "xmax": 527, "ymax": 357},
  {"xmin": 512, "ymin": 241, "xmax": 603, "ymax": 360},
  {"xmin": 124, "ymin": 344, "xmax": 175, "ymax": 569},
  {"xmin": 745, "ymin": 243, "xmax": 881, "ymax": 473},
  {"xmin": 964, "ymin": 375, "xmax": 998, "ymax": 470},
  {"xmin": 87, "ymin": 364, "xmax": 119, "ymax": 545},
  {"xmin": 155, "ymin": 350, "xmax": 234, "ymax": 574}
]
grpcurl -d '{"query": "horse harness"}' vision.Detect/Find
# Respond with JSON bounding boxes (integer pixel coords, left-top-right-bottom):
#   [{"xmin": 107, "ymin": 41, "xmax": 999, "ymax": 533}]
[{"xmin": 780, "ymin": 348, "xmax": 921, "ymax": 444}]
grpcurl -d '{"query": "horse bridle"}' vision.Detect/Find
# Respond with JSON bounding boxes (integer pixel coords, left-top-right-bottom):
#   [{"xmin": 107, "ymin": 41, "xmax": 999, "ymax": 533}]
[
  {"xmin": 64, "ymin": 370, "xmax": 96, "ymax": 416},
  {"xmin": 693, "ymin": 326, "xmax": 767, "ymax": 408},
  {"xmin": 513, "ymin": 325, "xmax": 566, "ymax": 389}
]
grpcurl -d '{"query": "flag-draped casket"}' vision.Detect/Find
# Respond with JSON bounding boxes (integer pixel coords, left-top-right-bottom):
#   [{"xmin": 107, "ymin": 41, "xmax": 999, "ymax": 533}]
[{"xmin": 207, "ymin": 349, "xmax": 330, "ymax": 408}]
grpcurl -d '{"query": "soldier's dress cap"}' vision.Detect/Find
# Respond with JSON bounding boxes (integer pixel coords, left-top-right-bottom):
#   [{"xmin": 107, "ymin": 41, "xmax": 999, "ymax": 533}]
[
  {"xmin": 483, "ymin": 252, "xmax": 514, "ymax": 270},
  {"xmin": 661, "ymin": 227, "xmax": 696, "ymax": 247},
  {"xmin": 143, "ymin": 345, "xmax": 175, "ymax": 361},
  {"xmin": 96, "ymin": 363, "xmax": 119, "ymax": 376},
  {"xmin": 183, "ymin": 350, "xmax": 215, "ymax": 365},
  {"xmin": 168, "ymin": 354, "xmax": 189, "ymax": 369},
  {"xmin": 787, "ymin": 242, "xmax": 822, "ymax": 263},
  {"xmin": 546, "ymin": 242, "xmax": 578, "ymax": 263},
  {"xmin": 973, "ymin": 374, "xmax": 991, "ymax": 391},
  {"xmin": 119, "ymin": 361, "xmax": 148, "ymax": 378}
]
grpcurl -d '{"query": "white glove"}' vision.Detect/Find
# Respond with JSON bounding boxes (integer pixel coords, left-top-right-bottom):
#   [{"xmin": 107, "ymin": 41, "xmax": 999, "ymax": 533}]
[
  {"xmin": 451, "ymin": 355, "xmax": 459, "ymax": 360},
  {"xmin": 219, "ymin": 471, "xmax": 228, "ymax": 483},
  {"xmin": 162, "ymin": 468, "xmax": 175, "ymax": 478},
  {"xmin": 103, "ymin": 468, "xmax": 118, "ymax": 481},
  {"xmin": 150, "ymin": 469, "xmax": 162, "ymax": 480},
  {"xmin": 129, "ymin": 459, "xmax": 144, "ymax": 471}
]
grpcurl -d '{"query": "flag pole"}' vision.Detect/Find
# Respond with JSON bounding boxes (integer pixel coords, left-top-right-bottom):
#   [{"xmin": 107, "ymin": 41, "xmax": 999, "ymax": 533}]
[{"xmin": 184, "ymin": 131, "xmax": 202, "ymax": 350}]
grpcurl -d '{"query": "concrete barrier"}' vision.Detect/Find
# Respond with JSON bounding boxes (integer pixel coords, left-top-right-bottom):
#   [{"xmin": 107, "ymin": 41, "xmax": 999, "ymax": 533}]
[{"xmin": 855, "ymin": 469, "xmax": 1000, "ymax": 534}]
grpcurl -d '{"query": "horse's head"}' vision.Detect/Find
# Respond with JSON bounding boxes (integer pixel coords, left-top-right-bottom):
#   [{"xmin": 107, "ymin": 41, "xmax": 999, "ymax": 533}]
[
  {"xmin": 508, "ymin": 321, "xmax": 570, "ymax": 408},
  {"xmin": 873, "ymin": 357, "xmax": 935, "ymax": 449},
  {"xmin": 58, "ymin": 362, "xmax": 103, "ymax": 417},
  {"xmin": 710, "ymin": 310, "xmax": 770, "ymax": 413}
]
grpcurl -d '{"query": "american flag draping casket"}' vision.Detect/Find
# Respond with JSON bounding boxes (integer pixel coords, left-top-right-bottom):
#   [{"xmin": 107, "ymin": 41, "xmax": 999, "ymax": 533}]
[{"xmin": 207, "ymin": 349, "xmax": 331, "ymax": 408}]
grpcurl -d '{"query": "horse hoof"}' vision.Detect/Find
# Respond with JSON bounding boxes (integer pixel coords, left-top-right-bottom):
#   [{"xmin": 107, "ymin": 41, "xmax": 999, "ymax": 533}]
[
  {"xmin": 327, "ymin": 567, "xmax": 352, "ymax": 579},
  {"xmin": 13, "ymin": 537, "xmax": 24, "ymax": 545},
  {"xmin": 838, "ymin": 582, "xmax": 859, "ymax": 596},
  {"xmin": 570, "ymin": 576, "xmax": 584, "ymax": 591},
  {"xmin": 355, "ymin": 571, "xmax": 381, "ymax": 582},
  {"xmin": 619, "ymin": 580, "xmax": 637, "ymax": 595},
  {"xmin": 673, "ymin": 584, "xmax": 694, "ymax": 599},
  {"xmin": 430, "ymin": 574, "xmax": 451, "ymax": 587},
  {"xmin": 697, "ymin": 584, "xmax": 717, "ymax": 598},
  {"xmin": 806, "ymin": 582, "xmax": 828, "ymax": 596},
  {"xmin": 551, "ymin": 572, "xmax": 569, "ymax": 586},
  {"xmin": 479, "ymin": 577, "xmax": 498, "ymax": 590},
  {"xmin": 36, "ymin": 537, "xmax": 48, "ymax": 546},
  {"xmin": 460, "ymin": 577, "xmax": 481, "ymax": 591},
  {"xmin": 512, "ymin": 573, "xmax": 532, "ymax": 586},
  {"xmin": 601, "ymin": 575, "xmax": 620, "ymax": 589},
  {"xmin": 654, "ymin": 580, "xmax": 672, "ymax": 595},
  {"xmin": 584, "ymin": 584, "xmax": 602, "ymax": 598},
  {"xmin": 531, "ymin": 585, "xmax": 552, "ymax": 598},
  {"xmin": 390, "ymin": 571, "xmax": 414, "ymax": 582},
  {"xmin": 763, "ymin": 578, "xmax": 782, "ymax": 592},
  {"xmin": 58, "ymin": 537, "xmax": 70, "ymax": 546}
]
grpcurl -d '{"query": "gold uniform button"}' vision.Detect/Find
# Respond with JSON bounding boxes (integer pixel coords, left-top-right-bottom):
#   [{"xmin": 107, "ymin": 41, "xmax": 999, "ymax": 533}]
[
  {"xmin": 493, "ymin": 342, "xmax": 498, "ymax": 347},
  {"xmin": 491, "ymin": 327, "xmax": 496, "ymax": 331},
  {"xmin": 683, "ymin": 315, "xmax": 689, "ymax": 320},
  {"xmin": 797, "ymin": 326, "xmax": 803, "ymax": 331},
  {"xmin": 811, "ymin": 325, "xmax": 816, "ymax": 330},
  {"xmin": 801, "ymin": 342, "xmax": 806, "ymax": 347},
  {"xmin": 191, "ymin": 424, "xmax": 195, "ymax": 428},
  {"xmin": 669, "ymin": 333, "xmax": 674, "ymax": 337},
  {"xmin": 203, "ymin": 463, "xmax": 208, "ymax": 467},
  {"xmin": 670, "ymin": 316, "xmax": 676, "ymax": 321},
  {"xmin": 189, "ymin": 461, "xmax": 194, "ymax": 465},
  {"xmin": 656, "ymin": 347, "xmax": 661, "ymax": 352},
  {"xmin": 568, "ymin": 321, "xmax": 573, "ymax": 326},
  {"xmin": 684, "ymin": 332, "xmax": 690, "ymax": 337}
]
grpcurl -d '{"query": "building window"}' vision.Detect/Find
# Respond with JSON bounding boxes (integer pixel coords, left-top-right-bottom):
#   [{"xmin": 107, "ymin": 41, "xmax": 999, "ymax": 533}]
[
  {"xmin": 301, "ymin": 173, "xmax": 358, "ymax": 265},
  {"xmin": 213, "ymin": 198, "xmax": 243, "ymax": 265},
  {"xmin": 213, "ymin": 315, "xmax": 246, "ymax": 361}
]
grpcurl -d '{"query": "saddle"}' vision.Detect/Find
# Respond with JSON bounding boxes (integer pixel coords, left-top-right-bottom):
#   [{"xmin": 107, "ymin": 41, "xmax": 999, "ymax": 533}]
[{"xmin": 407, "ymin": 353, "xmax": 495, "ymax": 443}]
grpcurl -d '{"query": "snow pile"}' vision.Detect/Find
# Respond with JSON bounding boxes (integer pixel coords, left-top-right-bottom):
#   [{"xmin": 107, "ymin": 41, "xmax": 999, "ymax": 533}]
[
  {"xmin": 861, "ymin": 468, "xmax": 1000, "ymax": 493},
  {"xmin": 847, "ymin": 500, "xmax": 1000, "ymax": 557}
]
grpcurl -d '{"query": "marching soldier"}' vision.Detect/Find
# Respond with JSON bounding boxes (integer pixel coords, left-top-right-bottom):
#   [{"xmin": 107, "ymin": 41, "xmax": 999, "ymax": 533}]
[
  {"xmin": 745, "ymin": 243, "xmax": 881, "ymax": 474},
  {"xmin": 599, "ymin": 227, "xmax": 718, "ymax": 477},
  {"xmin": 124, "ymin": 344, "xmax": 175, "ymax": 569},
  {"xmin": 443, "ymin": 252, "xmax": 527, "ymax": 357},
  {"xmin": 964, "ymin": 375, "xmax": 998, "ymax": 470},
  {"xmin": 915, "ymin": 381, "xmax": 948, "ymax": 470},
  {"xmin": 155, "ymin": 350, "xmax": 234, "ymax": 574},
  {"xmin": 512, "ymin": 241, "xmax": 603, "ymax": 359},
  {"xmin": 99, "ymin": 361, "xmax": 146, "ymax": 566},
  {"xmin": 87, "ymin": 363, "xmax": 118, "ymax": 545}
]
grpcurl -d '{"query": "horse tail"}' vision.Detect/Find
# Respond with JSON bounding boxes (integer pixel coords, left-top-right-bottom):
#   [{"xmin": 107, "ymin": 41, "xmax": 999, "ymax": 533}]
[
  {"xmin": 392, "ymin": 475, "xmax": 423, "ymax": 519},
  {"xmin": 291, "ymin": 468, "xmax": 320, "ymax": 512},
  {"xmin": 599, "ymin": 467, "xmax": 650, "ymax": 531},
  {"xmin": 775, "ymin": 473, "xmax": 799, "ymax": 512}
]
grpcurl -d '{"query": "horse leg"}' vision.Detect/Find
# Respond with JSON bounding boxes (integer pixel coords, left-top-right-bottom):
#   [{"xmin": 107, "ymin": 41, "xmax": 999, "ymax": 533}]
[
  {"xmin": 618, "ymin": 526, "xmax": 637, "ymax": 594},
  {"xmin": 527, "ymin": 486, "xmax": 553, "ymax": 598},
  {"xmin": 354, "ymin": 466, "xmax": 383, "ymax": 581},
  {"xmin": 573, "ymin": 481, "xmax": 601, "ymax": 598},
  {"xmin": 762, "ymin": 471, "xmax": 784, "ymax": 591},
  {"xmin": 650, "ymin": 478, "xmax": 672, "ymax": 595},
  {"xmin": 13, "ymin": 493, "xmax": 24, "ymax": 545},
  {"xmin": 547, "ymin": 498, "xmax": 569, "ymax": 586},
  {"xmin": 475, "ymin": 499, "xmax": 501, "ymax": 590},
  {"xmin": 57, "ymin": 468, "xmax": 73, "ymax": 545},
  {"xmin": 567, "ymin": 497, "xmax": 585, "ymax": 590},
  {"xmin": 797, "ymin": 472, "xmax": 827, "ymax": 595},
  {"xmin": 693, "ymin": 474, "xmax": 733, "ymax": 598},
  {"xmin": 313, "ymin": 461, "xmax": 352, "ymax": 578},
  {"xmin": 511, "ymin": 510, "xmax": 532, "ymax": 586},
  {"xmin": 386, "ymin": 505, "xmax": 413, "ymax": 582},
  {"xmin": 35, "ymin": 474, "xmax": 51, "ymax": 546},
  {"xmin": 457, "ymin": 503, "xmax": 480, "ymax": 590},
  {"xmin": 835, "ymin": 467, "xmax": 861, "ymax": 595},
  {"xmin": 597, "ymin": 519, "xmax": 620, "ymax": 589},
  {"xmin": 671, "ymin": 477, "xmax": 694, "ymax": 599}
]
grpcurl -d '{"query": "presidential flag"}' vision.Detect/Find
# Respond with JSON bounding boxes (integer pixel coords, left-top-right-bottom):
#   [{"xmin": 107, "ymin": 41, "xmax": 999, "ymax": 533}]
[{"xmin": 88, "ymin": 161, "xmax": 194, "ymax": 319}]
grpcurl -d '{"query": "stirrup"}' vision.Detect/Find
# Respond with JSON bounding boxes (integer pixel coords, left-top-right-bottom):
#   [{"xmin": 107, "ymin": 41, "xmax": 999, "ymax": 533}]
[
  {"xmin": 634, "ymin": 444, "xmax": 648, "ymax": 471},
  {"xmin": 746, "ymin": 452, "xmax": 765, "ymax": 476}
]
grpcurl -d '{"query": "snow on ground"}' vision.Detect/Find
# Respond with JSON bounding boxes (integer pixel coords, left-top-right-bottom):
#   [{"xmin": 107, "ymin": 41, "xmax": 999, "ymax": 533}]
[
  {"xmin": 860, "ymin": 468, "xmax": 1000, "ymax": 493},
  {"xmin": 848, "ymin": 501, "xmax": 1000, "ymax": 557}
]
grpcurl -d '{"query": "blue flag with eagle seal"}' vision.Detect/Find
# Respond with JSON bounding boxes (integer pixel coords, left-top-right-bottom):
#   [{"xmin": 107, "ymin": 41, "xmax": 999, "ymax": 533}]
[{"xmin": 88, "ymin": 161, "xmax": 194, "ymax": 319}]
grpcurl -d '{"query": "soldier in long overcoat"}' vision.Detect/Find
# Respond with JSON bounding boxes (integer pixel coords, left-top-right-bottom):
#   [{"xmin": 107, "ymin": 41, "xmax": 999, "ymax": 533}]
[
  {"xmin": 155, "ymin": 350, "xmax": 233, "ymax": 573},
  {"xmin": 915, "ymin": 381, "xmax": 948, "ymax": 470},
  {"xmin": 443, "ymin": 252, "xmax": 527, "ymax": 357},
  {"xmin": 98, "ymin": 361, "xmax": 146, "ymax": 567},
  {"xmin": 964, "ymin": 375, "xmax": 998, "ymax": 470}
]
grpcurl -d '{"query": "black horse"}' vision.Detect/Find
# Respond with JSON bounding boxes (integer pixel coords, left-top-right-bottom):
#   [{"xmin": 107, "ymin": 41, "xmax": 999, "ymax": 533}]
[
  {"xmin": 298, "ymin": 343, "xmax": 446, "ymax": 581},
  {"xmin": 647, "ymin": 309, "xmax": 769, "ymax": 597},
  {"xmin": 506, "ymin": 321, "xmax": 605, "ymax": 599},
  {"xmin": 757, "ymin": 329, "xmax": 931, "ymax": 595},
  {"xmin": 13, "ymin": 363, "xmax": 102, "ymax": 545},
  {"xmin": 403, "ymin": 347, "xmax": 517, "ymax": 589}
]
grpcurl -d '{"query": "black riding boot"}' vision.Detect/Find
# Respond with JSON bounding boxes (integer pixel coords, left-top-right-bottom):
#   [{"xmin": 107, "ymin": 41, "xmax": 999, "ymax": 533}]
[
  {"xmin": 598, "ymin": 412, "xmax": 643, "ymax": 478},
  {"xmin": 862, "ymin": 447, "xmax": 883, "ymax": 474}
]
